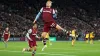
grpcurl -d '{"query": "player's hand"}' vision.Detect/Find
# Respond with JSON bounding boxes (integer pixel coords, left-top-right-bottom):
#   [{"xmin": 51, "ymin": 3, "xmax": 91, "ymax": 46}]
[
  {"xmin": 55, "ymin": 9, "xmax": 57, "ymax": 13},
  {"xmin": 6, "ymin": 40, "xmax": 8, "ymax": 42},
  {"xmin": 38, "ymin": 37, "xmax": 41, "ymax": 40},
  {"xmin": 2, "ymin": 36, "xmax": 3, "ymax": 38},
  {"xmin": 33, "ymin": 20, "xmax": 36, "ymax": 24}
]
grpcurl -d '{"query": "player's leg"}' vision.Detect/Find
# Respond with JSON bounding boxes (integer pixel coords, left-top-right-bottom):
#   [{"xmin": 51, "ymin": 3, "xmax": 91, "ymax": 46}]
[
  {"xmin": 42, "ymin": 32, "xmax": 47, "ymax": 46},
  {"xmin": 46, "ymin": 33, "xmax": 52, "ymax": 45},
  {"xmin": 4, "ymin": 38, "xmax": 8, "ymax": 48},
  {"xmin": 90, "ymin": 38, "xmax": 93, "ymax": 44},
  {"xmin": 86, "ymin": 38, "xmax": 89, "ymax": 43},
  {"xmin": 50, "ymin": 22, "xmax": 66, "ymax": 32},
  {"xmin": 90, "ymin": 38, "xmax": 92, "ymax": 44},
  {"xmin": 4, "ymin": 41, "xmax": 7, "ymax": 48},
  {"xmin": 56, "ymin": 24, "xmax": 67, "ymax": 33},
  {"xmin": 41, "ymin": 32, "xmax": 48, "ymax": 51},
  {"xmin": 41, "ymin": 24, "xmax": 50, "ymax": 51},
  {"xmin": 72, "ymin": 37, "xmax": 74, "ymax": 46},
  {"xmin": 32, "ymin": 41, "xmax": 37, "ymax": 56},
  {"xmin": 72, "ymin": 37, "xmax": 75, "ymax": 46},
  {"xmin": 22, "ymin": 48, "xmax": 32, "ymax": 52},
  {"xmin": 32, "ymin": 46, "xmax": 36, "ymax": 56},
  {"xmin": 22, "ymin": 41, "xmax": 33, "ymax": 52},
  {"xmin": 48, "ymin": 38, "xmax": 52, "ymax": 45}
]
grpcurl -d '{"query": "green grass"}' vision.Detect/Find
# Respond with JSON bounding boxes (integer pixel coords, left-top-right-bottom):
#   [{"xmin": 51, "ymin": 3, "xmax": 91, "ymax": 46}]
[{"xmin": 0, "ymin": 41, "xmax": 100, "ymax": 56}]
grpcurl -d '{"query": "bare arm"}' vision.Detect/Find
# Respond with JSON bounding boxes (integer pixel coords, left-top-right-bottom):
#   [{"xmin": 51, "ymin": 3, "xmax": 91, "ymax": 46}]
[
  {"xmin": 8, "ymin": 31, "xmax": 10, "ymax": 38},
  {"xmin": 2, "ymin": 31, "xmax": 5, "ymax": 37}
]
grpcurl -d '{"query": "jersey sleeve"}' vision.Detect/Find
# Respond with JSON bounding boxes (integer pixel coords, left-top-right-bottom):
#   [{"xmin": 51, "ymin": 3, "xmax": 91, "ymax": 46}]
[
  {"xmin": 28, "ymin": 29, "xmax": 32, "ymax": 33},
  {"xmin": 34, "ymin": 7, "xmax": 43, "ymax": 21},
  {"xmin": 52, "ymin": 9, "xmax": 57, "ymax": 18},
  {"xmin": 53, "ymin": 9, "xmax": 56, "ymax": 14},
  {"xmin": 26, "ymin": 29, "xmax": 32, "ymax": 41}
]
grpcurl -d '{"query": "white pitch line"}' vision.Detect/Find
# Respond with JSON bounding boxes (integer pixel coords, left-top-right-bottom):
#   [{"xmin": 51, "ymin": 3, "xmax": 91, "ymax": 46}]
[
  {"xmin": 48, "ymin": 48, "xmax": 81, "ymax": 50},
  {"xmin": 37, "ymin": 47, "xmax": 82, "ymax": 51},
  {"xmin": 0, "ymin": 50, "xmax": 76, "ymax": 56},
  {"xmin": 38, "ymin": 48, "xmax": 100, "ymax": 52}
]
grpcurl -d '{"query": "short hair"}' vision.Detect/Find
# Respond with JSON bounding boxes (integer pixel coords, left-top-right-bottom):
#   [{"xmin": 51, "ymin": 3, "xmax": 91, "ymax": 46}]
[{"xmin": 46, "ymin": 0, "xmax": 52, "ymax": 3}]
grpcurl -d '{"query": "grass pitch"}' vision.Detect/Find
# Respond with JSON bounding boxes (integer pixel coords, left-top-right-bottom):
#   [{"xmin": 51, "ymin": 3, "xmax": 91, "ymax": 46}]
[{"xmin": 0, "ymin": 41, "xmax": 100, "ymax": 56}]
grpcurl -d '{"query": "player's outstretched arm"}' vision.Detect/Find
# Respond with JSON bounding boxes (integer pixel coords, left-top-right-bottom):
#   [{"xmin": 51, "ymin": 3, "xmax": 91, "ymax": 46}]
[
  {"xmin": 36, "ymin": 35, "xmax": 41, "ymax": 40},
  {"xmin": 2, "ymin": 31, "xmax": 5, "ymax": 37},
  {"xmin": 8, "ymin": 31, "xmax": 10, "ymax": 38},
  {"xmin": 33, "ymin": 8, "xmax": 43, "ymax": 24}
]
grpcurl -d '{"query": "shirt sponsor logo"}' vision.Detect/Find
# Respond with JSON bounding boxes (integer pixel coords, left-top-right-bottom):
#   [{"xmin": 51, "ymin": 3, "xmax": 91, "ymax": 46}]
[{"xmin": 43, "ymin": 10, "xmax": 51, "ymax": 13}]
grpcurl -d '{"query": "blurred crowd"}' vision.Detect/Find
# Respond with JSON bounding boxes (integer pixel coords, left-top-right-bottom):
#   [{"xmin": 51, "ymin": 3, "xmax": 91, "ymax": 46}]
[{"xmin": 0, "ymin": 0, "xmax": 100, "ymax": 39}]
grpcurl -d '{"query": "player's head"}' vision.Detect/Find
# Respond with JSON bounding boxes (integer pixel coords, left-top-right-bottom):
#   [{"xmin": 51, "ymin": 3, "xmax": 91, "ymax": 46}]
[
  {"xmin": 33, "ymin": 23, "xmax": 37, "ymax": 29},
  {"xmin": 72, "ymin": 28, "xmax": 76, "ymax": 31},
  {"xmin": 46, "ymin": 0, "xmax": 52, "ymax": 7},
  {"xmin": 91, "ymin": 32, "xmax": 94, "ymax": 33},
  {"xmin": 5, "ymin": 27, "xmax": 9, "ymax": 31}
]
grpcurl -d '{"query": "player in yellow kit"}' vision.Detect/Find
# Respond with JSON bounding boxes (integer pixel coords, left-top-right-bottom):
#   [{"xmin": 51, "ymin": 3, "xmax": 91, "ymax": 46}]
[
  {"xmin": 71, "ymin": 29, "xmax": 76, "ymax": 46},
  {"xmin": 85, "ymin": 33, "xmax": 89, "ymax": 43},
  {"xmin": 90, "ymin": 32, "xmax": 95, "ymax": 44},
  {"xmin": 45, "ymin": 33, "xmax": 52, "ymax": 45}
]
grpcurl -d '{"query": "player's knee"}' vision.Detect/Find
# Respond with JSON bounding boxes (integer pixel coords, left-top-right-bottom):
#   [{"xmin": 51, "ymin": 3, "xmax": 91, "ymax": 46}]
[
  {"xmin": 29, "ymin": 48, "xmax": 33, "ymax": 51},
  {"xmin": 41, "ymin": 32, "xmax": 47, "ymax": 38},
  {"xmin": 56, "ymin": 24, "xmax": 63, "ymax": 31},
  {"xmin": 56, "ymin": 24, "xmax": 60, "ymax": 30},
  {"xmin": 41, "ymin": 33, "xmax": 44, "ymax": 37}
]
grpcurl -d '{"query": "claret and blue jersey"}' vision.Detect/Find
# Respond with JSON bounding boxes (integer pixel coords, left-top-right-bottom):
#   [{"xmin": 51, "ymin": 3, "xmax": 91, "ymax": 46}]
[{"xmin": 35, "ymin": 7, "xmax": 57, "ymax": 23}]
